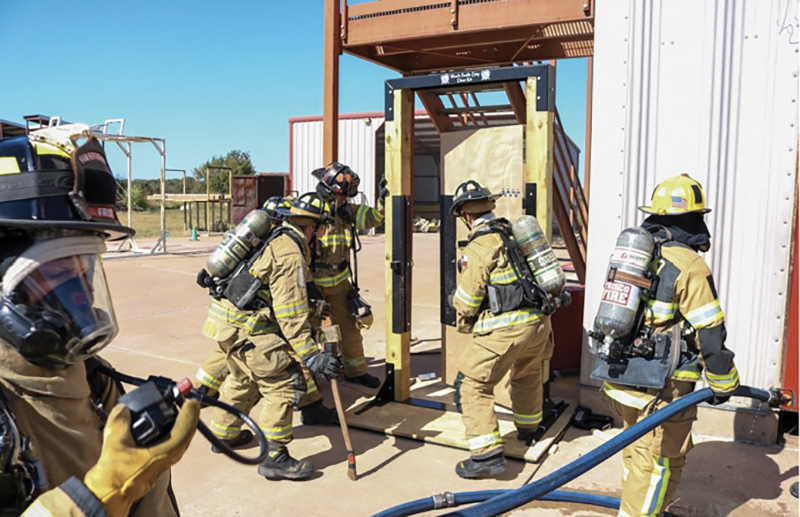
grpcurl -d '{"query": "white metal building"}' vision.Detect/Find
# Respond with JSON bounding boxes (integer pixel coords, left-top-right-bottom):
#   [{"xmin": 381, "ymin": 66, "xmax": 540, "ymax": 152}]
[{"xmin": 581, "ymin": 0, "xmax": 799, "ymax": 408}]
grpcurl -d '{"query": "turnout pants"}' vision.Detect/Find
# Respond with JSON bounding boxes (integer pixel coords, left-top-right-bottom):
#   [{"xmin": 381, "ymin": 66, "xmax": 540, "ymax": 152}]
[
  {"xmin": 318, "ymin": 279, "xmax": 367, "ymax": 377},
  {"xmin": 458, "ymin": 318, "xmax": 552, "ymax": 456},
  {"xmin": 210, "ymin": 333, "xmax": 308, "ymax": 446},
  {"xmin": 613, "ymin": 380, "xmax": 697, "ymax": 517},
  {"xmin": 197, "ymin": 337, "xmax": 321, "ymax": 407}
]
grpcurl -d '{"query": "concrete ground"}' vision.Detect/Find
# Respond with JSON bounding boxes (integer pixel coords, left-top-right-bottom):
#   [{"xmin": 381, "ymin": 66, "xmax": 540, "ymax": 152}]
[{"xmin": 101, "ymin": 233, "xmax": 799, "ymax": 517}]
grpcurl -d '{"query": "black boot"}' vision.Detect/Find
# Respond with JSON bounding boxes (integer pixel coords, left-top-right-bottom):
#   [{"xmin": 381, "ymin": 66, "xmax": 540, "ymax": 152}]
[
  {"xmin": 258, "ymin": 446, "xmax": 314, "ymax": 481},
  {"xmin": 211, "ymin": 430, "xmax": 253, "ymax": 453},
  {"xmin": 300, "ymin": 400, "xmax": 338, "ymax": 426},
  {"xmin": 345, "ymin": 373, "xmax": 381, "ymax": 389},
  {"xmin": 517, "ymin": 429, "xmax": 538, "ymax": 446},
  {"xmin": 455, "ymin": 449, "xmax": 507, "ymax": 479}
]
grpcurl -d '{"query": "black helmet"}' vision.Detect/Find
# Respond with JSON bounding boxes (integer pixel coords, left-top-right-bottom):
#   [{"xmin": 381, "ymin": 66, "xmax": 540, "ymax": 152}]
[
  {"xmin": 289, "ymin": 193, "xmax": 334, "ymax": 224},
  {"xmin": 262, "ymin": 196, "xmax": 292, "ymax": 222},
  {"xmin": 312, "ymin": 162, "xmax": 360, "ymax": 200},
  {"xmin": 0, "ymin": 126, "xmax": 131, "ymax": 368},
  {"xmin": 0, "ymin": 130, "xmax": 133, "ymax": 241},
  {"xmin": 450, "ymin": 180, "xmax": 500, "ymax": 216}
]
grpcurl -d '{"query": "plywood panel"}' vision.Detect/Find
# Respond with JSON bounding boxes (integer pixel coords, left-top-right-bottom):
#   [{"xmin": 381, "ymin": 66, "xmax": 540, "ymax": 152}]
[{"xmin": 440, "ymin": 126, "xmax": 525, "ymax": 407}]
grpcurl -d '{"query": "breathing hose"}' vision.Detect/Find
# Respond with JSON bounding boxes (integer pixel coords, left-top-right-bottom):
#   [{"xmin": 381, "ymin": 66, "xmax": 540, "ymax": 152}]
[
  {"xmin": 374, "ymin": 386, "xmax": 780, "ymax": 517},
  {"xmin": 98, "ymin": 365, "xmax": 268, "ymax": 465}
]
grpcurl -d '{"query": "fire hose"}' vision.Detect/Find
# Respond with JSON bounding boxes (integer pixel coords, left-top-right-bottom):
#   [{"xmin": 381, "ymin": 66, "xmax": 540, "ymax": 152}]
[{"xmin": 374, "ymin": 386, "xmax": 784, "ymax": 517}]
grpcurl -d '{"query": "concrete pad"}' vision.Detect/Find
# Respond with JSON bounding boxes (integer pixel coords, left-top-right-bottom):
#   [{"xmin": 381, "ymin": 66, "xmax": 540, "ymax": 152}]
[{"xmin": 99, "ymin": 233, "xmax": 799, "ymax": 517}]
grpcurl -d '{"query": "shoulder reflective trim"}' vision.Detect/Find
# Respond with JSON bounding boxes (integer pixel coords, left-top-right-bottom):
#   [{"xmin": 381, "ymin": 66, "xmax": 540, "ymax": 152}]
[
  {"xmin": 195, "ymin": 368, "xmax": 223, "ymax": 390},
  {"xmin": 319, "ymin": 232, "xmax": 353, "ymax": 248},
  {"xmin": 314, "ymin": 268, "xmax": 350, "ymax": 287},
  {"xmin": 292, "ymin": 337, "xmax": 317, "ymax": 358},
  {"xmin": 0, "ymin": 157, "xmax": 20, "ymax": 175},
  {"xmin": 489, "ymin": 265, "xmax": 518, "ymax": 285},
  {"xmin": 273, "ymin": 300, "xmax": 309, "ymax": 319},
  {"xmin": 513, "ymin": 411, "xmax": 543, "ymax": 426},
  {"xmin": 602, "ymin": 382, "xmax": 651, "ymax": 410},
  {"xmin": 642, "ymin": 456, "xmax": 671, "ymax": 516},
  {"xmin": 473, "ymin": 309, "xmax": 540, "ymax": 334},
  {"xmin": 685, "ymin": 300, "xmax": 724, "ymax": 329},
  {"xmin": 263, "ymin": 424, "xmax": 293, "ymax": 441},
  {"xmin": 706, "ymin": 365, "xmax": 740, "ymax": 392},
  {"xmin": 645, "ymin": 299, "xmax": 678, "ymax": 320},
  {"xmin": 455, "ymin": 285, "xmax": 484, "ymax": 308},
  {"xmin": 208, "ymin": 420, "xmax": 242, "ymax": 439},
  {"xmin": 467, "ymin": 431, "xmax": 503, "ymax": 451}
]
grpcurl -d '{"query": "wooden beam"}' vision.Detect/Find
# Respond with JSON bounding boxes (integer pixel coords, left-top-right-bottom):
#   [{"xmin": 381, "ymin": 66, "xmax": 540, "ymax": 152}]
[
  {"xmin": 323, "ymin": 0, "xmax": 341, "ymax": 164},
  {"xmin": 503, "ymin": 81, "xmax": 527, "ymax": 124},
  {"xmin": 417, "ymin": 91, "xmax": 454, "ymax": 133},
  {"xmin": 385, "ymin": 88, "xmax": 414, "ymax": 402},
  {"xmin": 525, "ymin": 72, "xmax": 554, "ymax": 241}
]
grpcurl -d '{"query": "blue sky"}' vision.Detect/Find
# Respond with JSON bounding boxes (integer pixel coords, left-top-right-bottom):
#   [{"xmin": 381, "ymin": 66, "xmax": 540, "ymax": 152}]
[{"xmin": 0, "ymin": 2, "xmax": 587, "ymax": 181}]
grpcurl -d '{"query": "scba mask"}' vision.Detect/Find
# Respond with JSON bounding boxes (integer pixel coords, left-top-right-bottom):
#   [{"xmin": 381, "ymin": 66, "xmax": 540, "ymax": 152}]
[
  {"xmin": 347, "ymin": 289, "xmax": 374, "ymax": 330},
  {"xmin": 0, "ymin": 235, "xmax": 118, "ymax": 368}
]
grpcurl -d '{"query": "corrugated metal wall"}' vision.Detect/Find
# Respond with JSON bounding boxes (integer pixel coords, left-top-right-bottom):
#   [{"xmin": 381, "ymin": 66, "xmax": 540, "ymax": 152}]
[
  {"xmin": 290, "ymin": 116, "xmax": 383, "ymax": 206},
  {"xmin": 582, "ymin": 0, "xmax": 799, "ymax": 399}
]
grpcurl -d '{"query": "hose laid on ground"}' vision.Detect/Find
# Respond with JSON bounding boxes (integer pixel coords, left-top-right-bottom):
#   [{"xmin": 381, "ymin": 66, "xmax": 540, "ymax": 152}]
[
  {"xmin": 374, "ymin": 386, "xmax": 777, "ymax": 517},
  {"xmin": 98, "ymin": 365, "xmax": 268, "ymax": 465}
]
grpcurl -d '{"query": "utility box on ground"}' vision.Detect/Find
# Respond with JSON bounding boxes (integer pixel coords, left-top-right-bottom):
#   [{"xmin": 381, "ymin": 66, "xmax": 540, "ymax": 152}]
[{"xmin": 231, "ymin": 173, "xmax": 292, "ymax": 225}]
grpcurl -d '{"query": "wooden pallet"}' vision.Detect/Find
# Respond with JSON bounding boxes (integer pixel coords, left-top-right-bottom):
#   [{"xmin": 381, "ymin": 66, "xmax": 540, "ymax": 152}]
[{"xmin": 342, "ymin": 379, "xmax": 573, "ymax": 463}]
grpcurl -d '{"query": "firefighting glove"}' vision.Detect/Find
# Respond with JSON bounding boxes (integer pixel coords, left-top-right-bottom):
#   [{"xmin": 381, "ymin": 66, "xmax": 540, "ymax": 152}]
[
  {"xmin": 310, "ymin": 299, "xmax": 332, "ymax": 319},
  {"xmin": 378, "ymin": 175, "xmax": 389, "ymax": 201},
  {"xmin": 84, "ymin": 400, "xmax": 200, "ymax": 517},
  {"xmin": 304, "ymin": 351, "xmax": 342, "ymax": 380}
]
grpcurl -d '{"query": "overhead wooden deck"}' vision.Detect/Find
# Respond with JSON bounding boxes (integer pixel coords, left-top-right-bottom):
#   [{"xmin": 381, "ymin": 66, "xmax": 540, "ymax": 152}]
[{"xmin": 341, "ymin": 0, "xmax": 594, "ymax": 74}]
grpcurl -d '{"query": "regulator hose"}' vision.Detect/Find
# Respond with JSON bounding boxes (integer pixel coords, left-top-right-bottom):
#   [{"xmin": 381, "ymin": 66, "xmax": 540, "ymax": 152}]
[
  {"xmin": 375, "ymin": 386, "xmax": 778, "ymax": 517},
  {"xmin": 98, "ymin": 365, "xmax": 268, "ymax": 465}
]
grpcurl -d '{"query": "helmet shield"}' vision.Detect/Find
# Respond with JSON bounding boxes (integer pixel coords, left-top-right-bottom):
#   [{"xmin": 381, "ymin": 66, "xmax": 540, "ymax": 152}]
[{"xmin": 0, "ymin": 236, "xmax": 117, "ymax": 367}]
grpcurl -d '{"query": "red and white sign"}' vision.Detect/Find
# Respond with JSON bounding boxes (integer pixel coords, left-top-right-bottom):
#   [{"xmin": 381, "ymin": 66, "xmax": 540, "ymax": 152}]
[{"xmin": 601, "ymin": 281, "xmax": 640, "ymax": 310}]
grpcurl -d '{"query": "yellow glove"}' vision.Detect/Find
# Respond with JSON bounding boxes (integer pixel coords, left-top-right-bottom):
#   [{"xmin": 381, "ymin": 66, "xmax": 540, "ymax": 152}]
[{"xmin": 84, "ymin": 399, "xmax": 200, "ymax": 517}]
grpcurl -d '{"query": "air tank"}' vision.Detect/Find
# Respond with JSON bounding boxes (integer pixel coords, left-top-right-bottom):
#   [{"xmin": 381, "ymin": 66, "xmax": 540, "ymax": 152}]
[
  {"xmin": 206, "ymin": 209, "xmax": 271, "ymax": 278},
  {"xmin": 511, "ymin": 215, "xmax": 565, "ymax": 295},
  {"xmin": 594, "ymin": 227, "xmax": 655, "ymax": 342}
]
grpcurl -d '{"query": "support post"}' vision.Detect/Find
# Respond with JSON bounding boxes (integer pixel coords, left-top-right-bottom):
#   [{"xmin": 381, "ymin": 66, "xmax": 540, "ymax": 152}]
[
  {"xmin": 323, "ymin": 0, "xmax": 341, "ymax": 164},
  {"xmin": 160, "ymin": 142, "xmax": 166, "ymax": 252},
  {"xmin": 126, "ymin": 144, "xmax": 132, "ymax": 229},
  {"xmin": 584, "ymin": 56, "xmax": 593, "ymax": 201},
  {"xmin": 385, "ymin": 88, "xmax": 414, "ymax": 402},
  {"xmin": 206, "ymin": 169, "xmax": 211, "ymax": 236},
  {"xmin": 525, "ymin": 69, "xmax": 555, "ymax": 240}
]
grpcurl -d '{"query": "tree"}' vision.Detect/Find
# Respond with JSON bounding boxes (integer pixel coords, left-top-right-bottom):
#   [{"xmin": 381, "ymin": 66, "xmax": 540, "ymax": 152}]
[{"xmin": 193, "ymin": 150, "xmax": 256, "ymax": 194}]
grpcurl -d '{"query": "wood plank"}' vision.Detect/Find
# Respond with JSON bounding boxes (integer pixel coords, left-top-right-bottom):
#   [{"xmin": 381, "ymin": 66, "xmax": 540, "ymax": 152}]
[
  {"xmin": 525, "ymin": 74, "xmax": 554, "ymax": 241},
  {"xmin": 384, "ymin": 88, "xmax": 415, "ymax": 402},
  {"xmin": 346, "ymin": 0, "xmax": 590, "ymax": 46},
  {"xmin": 503, "ymin": 81, "xmax": 527, "ymax": 124},
  {"xmin": 323, "ymin": 0, "xmax": 341, "ymax": 164},
  {"xmin": 417, "ymin": 91, "xmax": 454, "ymax": 133}
]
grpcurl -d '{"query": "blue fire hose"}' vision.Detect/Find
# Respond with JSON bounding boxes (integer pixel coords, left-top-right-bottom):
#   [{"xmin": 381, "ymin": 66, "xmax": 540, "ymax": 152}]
[{"xmin": 374, "ymin": 386, "xmax": 778, "ymax": 517}]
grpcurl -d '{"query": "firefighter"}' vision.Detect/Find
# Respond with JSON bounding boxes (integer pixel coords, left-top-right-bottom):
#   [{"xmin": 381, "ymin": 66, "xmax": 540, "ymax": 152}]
[
  {"xmin": 0, "ymin": 126, "xmax": 198, "ymax": 515},
  {"xmin": 197, "ymin": 196, "xmax": 336, "ymax": 429},
  {"xmin": 310, "ymin": 162, "xmax": 388, "ymax": 388},
  {"xmin": 600, "ymin": 174, "xmax": 739, "ymax": 517},
  {"xmin": 450, "ymin": 181, "xmax": 553, "ymax": 479},
  {"xmin": 206, "ymin": 193, "xmax": 341, "ymax": 481}
]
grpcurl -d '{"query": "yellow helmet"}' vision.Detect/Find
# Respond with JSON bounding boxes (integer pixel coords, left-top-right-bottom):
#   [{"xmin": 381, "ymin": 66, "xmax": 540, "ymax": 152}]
[{"xmin": 639, "ymin": 174, "xmax": 711, "ymax": 215}]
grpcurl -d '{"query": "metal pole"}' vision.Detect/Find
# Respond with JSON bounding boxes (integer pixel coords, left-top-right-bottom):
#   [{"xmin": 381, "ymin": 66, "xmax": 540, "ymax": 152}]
[
  {"xmin": 160, "ymin": 140, "xmax": 167, "ymax": 252},
  {"xmin": 206, "ymin": 169, "xmax": 211, "ymax": 236},
  {"xmin": 126, "ymin": 143, "xmax": 132, "ymax": 230},
  {"xmin": 183, "ymin": 170, "xmax": 186, "ymax": 195}
]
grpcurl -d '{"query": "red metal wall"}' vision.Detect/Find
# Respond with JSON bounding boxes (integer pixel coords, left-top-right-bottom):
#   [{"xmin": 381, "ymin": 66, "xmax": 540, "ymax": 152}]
[{"xmin": 550, "ymin": 284, "xmax": 585, "ymax": 371}]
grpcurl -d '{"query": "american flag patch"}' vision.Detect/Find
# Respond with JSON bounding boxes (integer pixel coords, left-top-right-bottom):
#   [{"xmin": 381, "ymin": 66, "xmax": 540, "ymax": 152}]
[{"xmin": 671, "ymin": 196, "xmax": 687, "ymax": 209}]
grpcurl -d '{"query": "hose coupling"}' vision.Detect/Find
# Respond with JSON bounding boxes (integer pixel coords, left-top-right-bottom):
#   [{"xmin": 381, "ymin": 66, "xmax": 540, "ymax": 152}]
[{"xmin": 432, "ymin": 492, "xmax": 456, "ymax": 509}]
